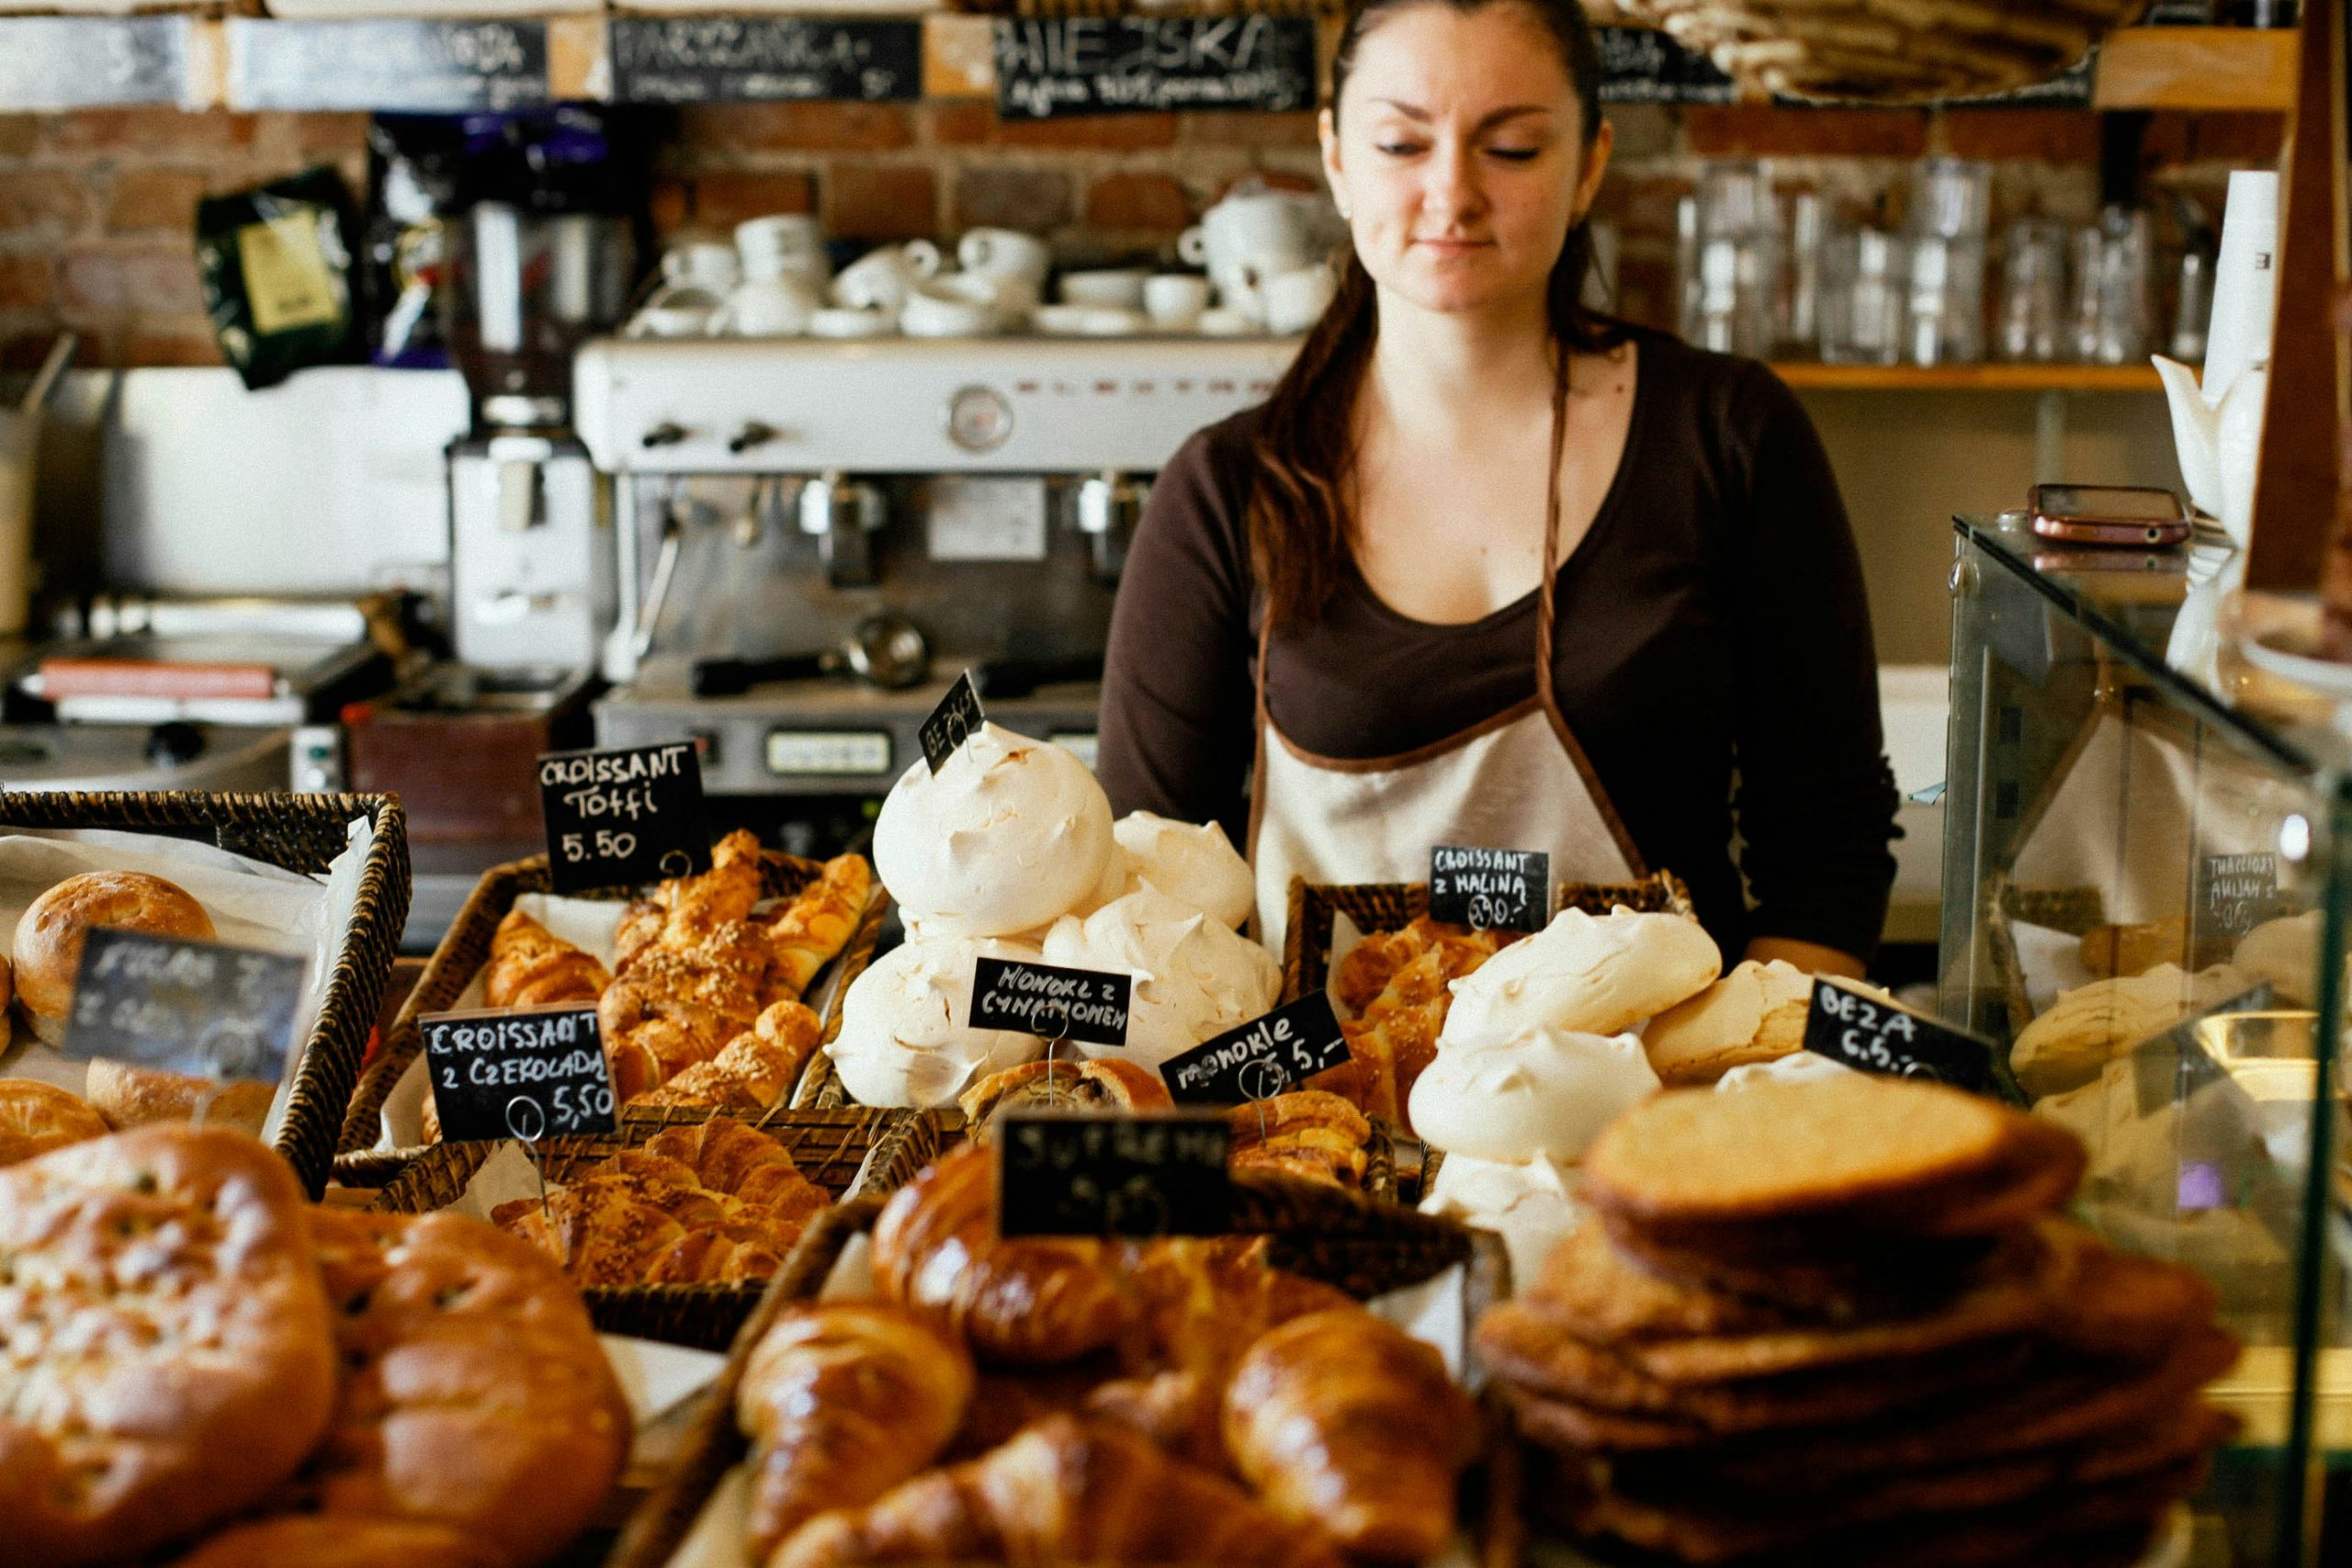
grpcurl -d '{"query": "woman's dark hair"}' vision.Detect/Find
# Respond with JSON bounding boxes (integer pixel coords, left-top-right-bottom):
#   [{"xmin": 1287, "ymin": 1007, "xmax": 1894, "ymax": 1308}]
[{"xmin": 1247, "ymin": 0, "xmax": 1623, "ymax": 629}]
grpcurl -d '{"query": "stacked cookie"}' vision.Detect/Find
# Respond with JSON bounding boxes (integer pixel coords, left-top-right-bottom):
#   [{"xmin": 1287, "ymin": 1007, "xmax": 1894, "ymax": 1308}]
[{"xmin": 1476, "ymin": 1076, "xmax": 2240, "ymax": 1567}]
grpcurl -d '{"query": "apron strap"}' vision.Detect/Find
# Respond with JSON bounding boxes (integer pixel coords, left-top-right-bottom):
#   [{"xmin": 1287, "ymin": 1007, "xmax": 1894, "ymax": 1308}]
[{"xmin": 1533, "ymin": 347, "xmax": 1571, "ymax": 714}]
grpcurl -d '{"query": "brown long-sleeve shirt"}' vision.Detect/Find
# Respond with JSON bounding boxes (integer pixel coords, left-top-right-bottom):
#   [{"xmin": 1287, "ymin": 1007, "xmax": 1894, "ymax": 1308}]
[{"xmin": 1095, "ymin": 326, "xmax": 1901, "ymax": 962}]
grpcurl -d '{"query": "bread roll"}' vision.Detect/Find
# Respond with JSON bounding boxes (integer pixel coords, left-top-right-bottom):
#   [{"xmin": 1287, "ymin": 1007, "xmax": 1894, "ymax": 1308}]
[
  {"xmin": 15, "ymin": 870, "xmax": 215, "ymax": 1042},
  {"xmin": 85, "ymin": 1059, "xmax": 274, "ymax": 1136},
  {"xmin": 0, "ymin": 1077, "xmax": 111, "ymax": 1165}
]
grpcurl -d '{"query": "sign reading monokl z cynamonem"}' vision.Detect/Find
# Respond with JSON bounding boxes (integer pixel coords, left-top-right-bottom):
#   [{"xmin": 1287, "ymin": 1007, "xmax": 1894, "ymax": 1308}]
[
  {"xmin": 420, "ymin": 1003, "xmax": 616, "ymax": 1144},
  {"xmin": 537, "ymin": 740, "xmax": 711, "ymax": 894},
  {"xmin": 967, "ymin": 958, "xmax": 1132, "ymax": 1046}
]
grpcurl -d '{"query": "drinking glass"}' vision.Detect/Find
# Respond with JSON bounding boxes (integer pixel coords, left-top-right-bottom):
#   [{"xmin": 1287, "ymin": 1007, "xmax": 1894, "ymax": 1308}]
[
  {"xmin": 1997, "ymin": 217, "xmax": 2069, "ymax": 363},
  {"xmin": 1819, "ymin": 224, "xmax": 1908, "ymax": 366}
]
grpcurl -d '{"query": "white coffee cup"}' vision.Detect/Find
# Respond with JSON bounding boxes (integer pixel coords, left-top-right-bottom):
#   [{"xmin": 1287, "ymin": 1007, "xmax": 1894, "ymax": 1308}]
[
  {"xmin": 707, "ymin": 276, "xmax": 821, "ymax": 337},
  {"xmin": 1180, "ymin": 187, "xmax": 1325, "ymax": 282},
  {"xmin": 736, "ymin": 214, "xmax": 829, "ymax": 286},
  {"xmin": 1195, "ymin": 306, "xmax": 1260, "ymax": 337},
  {"xmin": 957, "ymin": 227, "xmax": 1053, "ymax": 288},
  {"xmin": 900, "ymin": 280, "xmax": 1001, "ymax": 338},
  {"xmin": 829, "ymin": 240, "xmax": 944, "ymax": 312},
  {"xmin": 808, "ymin": 306, "xmax": 895, "ymax": 340},
  {"xmin": 1058, "ymin": 268, "xmax": 1150, "ymax": 310},
  {"xmin": 627, "ymin": 281, "xmax": 724, "ymax": 338},
  {"xmin": 1031, "ymin": 303, "xmax": 1148, "ymax": 337},
  {"xmin": 1143, "ymin": 273, "xmax": 1212, "ymax": 329},
  {"xmin": 662, "ymin": 241, "xmax": 741, "ymax": 295},
  {"xmin": 1262, "ymin": 264, "xmax": 1339, "ymax": 335},
  {"xmin": 934, "ymin": 269, "xmax": 1037, "ymax": 314}
]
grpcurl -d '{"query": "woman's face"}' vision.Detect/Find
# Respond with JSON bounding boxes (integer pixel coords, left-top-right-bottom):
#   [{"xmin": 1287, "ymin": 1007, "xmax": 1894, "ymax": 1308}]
[{"xmin": 1321, "ymin": 2, "xmax": 1611, "ymax": 320}]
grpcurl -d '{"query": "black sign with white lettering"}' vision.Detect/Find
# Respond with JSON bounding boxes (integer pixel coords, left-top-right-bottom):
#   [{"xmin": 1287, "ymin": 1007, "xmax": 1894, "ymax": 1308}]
[
  {"xmin": 968, "ymin": 958, "xmax": 1132, "ymax": 1046},
  {"xmin": 1594, "ymin": 25, "xmax": 1736, "ymax": 106},
  {"xmin": 1162, "ymin": 992, "xmax": 1347, "ymax": 1105},
  {"xmin": 227, "ymin": 17, "xmax": 548, "ymax": 112},
  {"xmin": 1429, "ymin": 845, "xmax": 1550, "ymax": 932},
  {"xmin": 997, "ymin": 1111, "xmax": 1232, "ymax": 1236},
  {"xmin": 1804, "ymin": 978, "xmax": 1997, "ymax": 1094},
  {"xmin": 420, "ymin": 1003, "xmax": 616, "ymax": 1145},
  {"xmin": 2197, "ymin": 852, "xmax": 2285, "ymax": 939},
  {"xmin": 62, "ymin": 929, "xmax": 305, "ymax": 1084},
  {"xmin": 919, "ymin": 671, "xmax": 986, "ymax": 775},
  {"xmin": 993, "ymin": 16, "xmax": 1316, "ymax": 119},
  {"xmin": 537, "ymin": 741, "xmax": 711, "ymax": 895},
  {"xmin": 609, "ymin": 17, "xmax": 921, "ymax": 104}
]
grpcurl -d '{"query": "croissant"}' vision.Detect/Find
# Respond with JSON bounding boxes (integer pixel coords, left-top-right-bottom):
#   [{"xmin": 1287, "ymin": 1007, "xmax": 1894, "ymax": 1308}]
[
  {"xmin": 1226, "ymin": 1091, "xmax": 1373, "ymax": 1189},
  {"xmin": 643, "ymin": 1218, "xmax": 795, "ymax": 1283},
  {"xmin": 644, "ymin": 1115, "xmax": 827, "ymax": 1222},
  {"xmin": 873, "ymin": 1145, "xmax": 1131, "ymax": 1365},
  {"xmin": 1223, "ymin": 1308, "xmax": 1479, "ymax": 1561},
  {"xmin": 772, "ymin": 1414, "xmax": 1344, "ymax": 1568},
  {"xmin": 633, "ymin": 1001, "xmax": 822, "ymax": 1112},
  {"xmin": 768, "ymin": 854, "xmax": 873, "ymax": 999},
  {"xmin": 493, "ymin": 1174, "xmax": 688, "ymax": 1287},
  {"xmin": 664, "ymin": 828, "xmax": 767, "ymax": 943},
  {"xmin": 483, "ymin": 908, "xmax": 612, "ymax": 1009},
  {"xmin": 600, "ymin": 942, "xmax": 766, "ymax": 1095},
  {"xmin": 957, "ymin": 1056, "xmax": 1173, "ymax": 1133},
  {"xmin": 739, "ymin": 1303, "xmax": 976, "ymax": 1556},
  {"xmin": 1312, "ymin": 933, "xmax": 1501, "ymax": 1128}
]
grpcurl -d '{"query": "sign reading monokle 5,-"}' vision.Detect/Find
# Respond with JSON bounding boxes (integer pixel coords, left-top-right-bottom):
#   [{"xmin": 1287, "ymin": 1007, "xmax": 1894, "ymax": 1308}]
[
  {"xmin": 420, "ymin": 1002, "xmax": 617, "ymax": 1144},
  {"xmin": 537, "ymin": 740, "xmax": 712, "ymax": 894}
]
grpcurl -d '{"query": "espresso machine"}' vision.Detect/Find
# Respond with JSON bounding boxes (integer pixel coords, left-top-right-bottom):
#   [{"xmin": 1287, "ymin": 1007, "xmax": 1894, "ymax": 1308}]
[{"xmin": 571, "ymin": 335, "xmax": 1294, "ymax": 843}]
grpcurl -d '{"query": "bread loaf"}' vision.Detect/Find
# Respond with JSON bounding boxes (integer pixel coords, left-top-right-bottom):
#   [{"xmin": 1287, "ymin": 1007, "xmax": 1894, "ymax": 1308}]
[
  {"xmin": 0, "ymin": 1077, "xmax": 110, "ymax": 1166},
  {"xmin": 85, "ymin": 1059, "xmax": 274, "ymax": 1136},
  {"xmin": 14, "ymin": 870, "xmax": 215, "ymax": 1043}
]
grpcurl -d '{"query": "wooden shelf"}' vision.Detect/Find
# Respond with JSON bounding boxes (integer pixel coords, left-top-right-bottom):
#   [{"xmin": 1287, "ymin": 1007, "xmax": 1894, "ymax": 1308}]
[
  {"xmin": 1770, "ymin": 363, "xmax": 2164, "ymax": 393},
  {"xmin": 2093, "ymin": 26, "xmax": 2297, "ymax": 112}
]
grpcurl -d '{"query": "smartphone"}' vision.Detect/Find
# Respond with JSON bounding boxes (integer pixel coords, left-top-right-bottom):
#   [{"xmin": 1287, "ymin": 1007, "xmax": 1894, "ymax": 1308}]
[{"xmin": 2028, "ymin": 484, "xmax": 2192, "ymax": 547}]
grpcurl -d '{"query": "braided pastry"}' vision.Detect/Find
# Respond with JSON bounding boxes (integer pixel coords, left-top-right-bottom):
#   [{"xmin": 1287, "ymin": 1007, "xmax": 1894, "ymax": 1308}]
[
  {"xmin": 632, "ymin": 999, "xmax": 821, "ymax": 1113},
  {"xmin": 482, "ymin": 908, "xmax": 611, "ymax": 1010},
  {"xmin": 769, "ymin": 853, "xmax": 874, "ymax": 999}
]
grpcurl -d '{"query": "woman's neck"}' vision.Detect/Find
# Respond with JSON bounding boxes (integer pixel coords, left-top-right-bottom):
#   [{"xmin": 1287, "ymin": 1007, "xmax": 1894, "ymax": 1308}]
[{"xmin": 1363, "ymin": 288, "xmax": 1557, "ymax": 441}]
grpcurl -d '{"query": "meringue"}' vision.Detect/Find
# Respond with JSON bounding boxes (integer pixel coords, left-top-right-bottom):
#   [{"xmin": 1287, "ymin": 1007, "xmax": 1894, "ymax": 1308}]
[
  {"xmin": 1642, "ymin": 959, "xmax": 1815, "ymax": 1086},
  {"xmin": 1041, "ymin": 887, "xmax": 1280, "ymax": 1069},
  {"xmin": 2233, "ymin": 909, "xmax": 2323, "ymax": 1007},
  {"xmin": 1715, "ymin": 1050, "xmax": 1859, "ymax": 1092},
  {"xmin": 826, "ymin": 935, "xmax": 1045, "ymax": 1109},
  {"xmin": 1101, "ymin": 811, "xmax": 1255, "ymax": 929},
  {"xmin": 1442, "ymin": 905, "xmax": 1721, "ymax": 1046},
  {"xmin": 1419, "ymin": 1152, "xmax": 1582, "ymax": 1286},
  {"xmin": 2010, "ymin": 962, "xmax": 2252, "ymax": 1100},
  {"xmin": 1407, "ymin": 1023, "xmax": 1659, "ymax": 1165},
  {"xmin": 873, "ymin": 722, "xmax": 1114, "ymax": 938}
]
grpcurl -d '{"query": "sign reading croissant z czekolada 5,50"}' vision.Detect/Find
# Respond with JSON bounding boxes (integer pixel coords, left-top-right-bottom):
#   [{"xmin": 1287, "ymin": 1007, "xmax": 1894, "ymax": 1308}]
[
  {"xmin": 996, "ymin": 1111, "xmax": 1232, "ymax": 1236},
  {"xmin": 420, "ymin": 1003, "xmax": 617, "ymax": 1144},
  {"xmin": 967, "ymin": 957, "xmax": 1132, "ymax": 1046},
  {"xmin": 537, "ymin": 740, "xmax": 712, "ymax": 894},
  {"xmin": 62, "ymin": 929, "xmax": 306, "ymax": 1084}
]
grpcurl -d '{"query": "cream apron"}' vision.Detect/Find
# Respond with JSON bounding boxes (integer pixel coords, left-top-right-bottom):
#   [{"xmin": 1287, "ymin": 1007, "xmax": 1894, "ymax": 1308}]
[{"xmin": 1249, "ymin": 363, "xmax": 1646, "ymax": 952}]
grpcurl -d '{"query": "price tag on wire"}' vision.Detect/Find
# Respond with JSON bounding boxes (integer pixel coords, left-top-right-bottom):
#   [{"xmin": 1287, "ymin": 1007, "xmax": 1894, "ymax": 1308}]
[
  {"xmin": 967, "ymin": 957, "xmax": 1132, "ymax": 1046},
  {"xmin": 419, "ymin": 1003, "xmax": 617, "ymax": 1144},
  {"xmin": 1162, "ymin": 992, "xmax": 1347, "ymax": 1106},
  {"xmin": 62, "ymin": 930, "xmax": 307, "ymax": 1109},
  {"xmin": 1802, "ymin": 978, "xmax": 1997, "ymax": 1094},
  {"xmin": 1429, "ymin": 845, "xmax": 1550, "ymax": 932},
  {"xmin": 996, "ymin": 1110, "xmax": 1232, "ymax": 1237},
  {"xmin": 537, "ymin": 741, "xmax": 711, "ymax": 895},
  {"xmin": 919, "ymin": 670, "xmax": 986, "ymax": 774}
]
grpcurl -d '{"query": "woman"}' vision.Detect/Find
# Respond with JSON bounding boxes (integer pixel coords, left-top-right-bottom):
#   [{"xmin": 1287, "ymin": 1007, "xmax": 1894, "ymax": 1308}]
[{"xmin": 1095, "ymin": 0, "xmax": 1898, "ymax": 975}]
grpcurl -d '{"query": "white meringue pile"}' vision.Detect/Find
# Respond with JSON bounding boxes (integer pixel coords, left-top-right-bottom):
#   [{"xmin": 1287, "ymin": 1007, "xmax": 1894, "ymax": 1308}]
[
  {"xmin": 1413, "ymin": 904, "xmax": 1723, "ymax": 1282},
  {"xmin": 831, "ymin": 722, "xmax": 1274, "ymax": 1106}
]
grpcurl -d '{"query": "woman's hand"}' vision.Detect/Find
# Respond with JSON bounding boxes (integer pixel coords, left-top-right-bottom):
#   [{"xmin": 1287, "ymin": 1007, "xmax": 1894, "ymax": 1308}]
[{"xmin": 1744, "ymin": 936, "xmax": 1867, "ymax": 981}]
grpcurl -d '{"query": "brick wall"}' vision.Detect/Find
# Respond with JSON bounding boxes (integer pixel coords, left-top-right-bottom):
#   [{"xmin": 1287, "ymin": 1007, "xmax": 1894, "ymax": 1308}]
[{"xmin": 0, "ymin": 97, "xmax": 2279, "ymax": 370}]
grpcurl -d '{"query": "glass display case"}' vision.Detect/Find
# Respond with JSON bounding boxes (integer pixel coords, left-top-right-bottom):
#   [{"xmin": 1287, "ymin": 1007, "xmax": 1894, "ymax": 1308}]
[{"xmin": 1941, "ymin": 513, "xmax": 2347, "ymax": 1566}]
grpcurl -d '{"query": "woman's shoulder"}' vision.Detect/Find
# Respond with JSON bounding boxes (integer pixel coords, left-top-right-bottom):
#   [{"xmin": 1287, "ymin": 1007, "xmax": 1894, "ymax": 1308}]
[{"xmin": 1620, "ymin": 323, "xmax": 1802, "ymax": 431}]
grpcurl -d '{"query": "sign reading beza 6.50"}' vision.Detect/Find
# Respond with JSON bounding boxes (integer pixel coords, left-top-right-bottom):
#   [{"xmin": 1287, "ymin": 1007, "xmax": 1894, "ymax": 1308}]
[{"xmin": 537, "ymin": 741, "xmax": 712, "ymax": 894}]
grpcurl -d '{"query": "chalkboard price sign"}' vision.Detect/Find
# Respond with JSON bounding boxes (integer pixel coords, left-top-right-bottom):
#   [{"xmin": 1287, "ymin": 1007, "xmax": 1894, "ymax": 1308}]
[
  {"xmin": 62, "ymin": 929, "xmax": 306, "ymax": 1084},
  {"xmin": 1429, "ymin": 846, "xmax": 1550, "ymax": 932},
  {"xmin": 610, "ymin": 17, "xmax": 922, "ymax": 104},
  {"xmin": 537, "ymin": 741, "xmax": 711, "ymax": 895},
  {"xmin": 2197, "ymin": 852, "xmax": 2284, "ymax": 939},
  {"xmin": 1803, "ymin": 979, "xmax": 1996, "ymax": 1094},
  {"xmin": 1593, "ymin": 26, "xmax": 1736, "ymax": 106},
  {"xmin": 420, "ymin": 1004, "xmax": 616, "ymax": 1145},
  {"xmin": 993, "ymin": 16, "xmax": 1317, "ymax": 119},
  {"xmin": 968, "ymin": 957, "xmax": 1133, "ymax": 1046},
  {"xmin": 226, "ymin": 18, "xmax": 548, "ymax": 113},
  {"xmin": 997, "ymin": 1111, "xmax": 1232, "ymax": 1236},
  {"xmin": 919, "ymin": 671, "xmax": 987, "ymax": 775},
  {"xmin": 1163, "ymin": 992, "xmax": 1348, "ymax": 1105}
]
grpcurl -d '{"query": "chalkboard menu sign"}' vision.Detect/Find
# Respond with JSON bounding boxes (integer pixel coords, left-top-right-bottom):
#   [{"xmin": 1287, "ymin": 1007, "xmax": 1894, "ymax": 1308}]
[
  {"xmin": 1163, "ymin": 992, "xmax": 1348, "ymax": 1105},
  {"xmin": 1594, "ymin": 26, "xmax": 1736, "ymax": 106},
  {"xmin": 920, "ymin": 671, "xmax": 986, "ymax": 775},
  {"xmin": 968, "ymin": 957, "xmax": 1132, "ymax": 1046},
  {"xmin": 1429, "ymin": 846, "xmax": 1550, "ymax": 933},
  {"xmin": 610, "ymin": 17, "xmax": 921, "ymax": 105},
  {"xmin": 420, "ymin": 1004, "xmax": 616, "ymax": 1145},
  {"xmin": 997, "ymin": 1111, "xmax": 1232, "ymax": 1236},
  {"xmin": 537, "ymin": 741, "xmax": 712, "ymax": 895},
  {"xmin": 0, "ymin": 17, "xmax": 191, "ymax": 110},
  {"xmin": 226, "ymin": 17, "xmax": 548, "ymax": 113},
  {"xmin": 62, "ymin": 930, "xmax": 306, "ymax": 1084},
  {"xmin": 2196, "ymin": 852, "xmax": 2285, "ymax": 940},
  {"xmin": 993, "ymin": 16, "xmax": 1317, "ymax": 119},
  {"xmin": 1803, "ymin": 978, "xmax": 1997, "ymax": 1094}
]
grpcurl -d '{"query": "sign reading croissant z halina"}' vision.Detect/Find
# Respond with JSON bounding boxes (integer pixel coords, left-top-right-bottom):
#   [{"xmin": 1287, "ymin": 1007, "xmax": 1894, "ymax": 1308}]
[{"xmin": 992, "ymin": 17, "xmax": 1317, "ymax": 119}]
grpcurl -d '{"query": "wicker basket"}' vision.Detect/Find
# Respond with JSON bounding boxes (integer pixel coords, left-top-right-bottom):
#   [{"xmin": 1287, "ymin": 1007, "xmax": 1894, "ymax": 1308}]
[
  {"xmin": 369, "ymin": 1104, "xmax": 945, "ymax": 1348},
  {"xmin": 333, "ymin": 848, "xmax": 889, "ymax": 1188},
  {"xmin": 1619, "ymin": 0, "xmax": 2149, "ymax": 102},
  {"xmin": 1280, "ymin": 870, "xmax": 1698, "ymax": 1006},
  {"xmin": 0, "ymin": 791, "xmax": 409, "ymax": 1200},
  {"xmin": 605, "ymin": 1174, "xmax": 1512, "ymax": 1568}
]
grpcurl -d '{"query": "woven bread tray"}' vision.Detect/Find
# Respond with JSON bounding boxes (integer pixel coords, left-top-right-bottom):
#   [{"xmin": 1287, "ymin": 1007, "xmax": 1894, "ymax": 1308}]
[
  {"xmin": 333, "ymin": 846, "xmax": 889, "ymax": 1189},
  {"xmin": 0, "ymin": 791, "xmax": 409, "ymax": 1201},
  {"xmin": 1981, "ymin": 875, "xmax": 2109, "ymax": 1077},
  {"xmin": 369, "ymin": 1104, "xmax": 947, "ymax": 1348},
  {"xmin": 1280, "ymin": 870, "xmax": 1697, "ymax": 1006},
  {"xmin": 605, "ymin": 1174, "xmax": 1515, "ymax": 1568}
]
